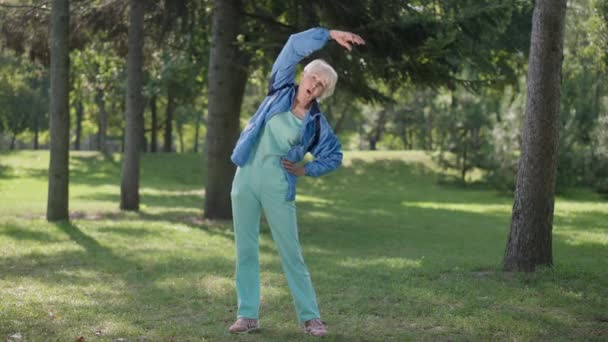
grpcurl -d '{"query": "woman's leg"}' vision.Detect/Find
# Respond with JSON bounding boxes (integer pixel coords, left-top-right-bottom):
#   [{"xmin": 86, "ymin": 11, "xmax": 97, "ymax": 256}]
[
  {"xmin": 260, "ymin": 188, "xmax": 321, "ymax": 323},
  {"xmin": 231, "ymin": 168, "xmax": 262, "ymax": 319}
]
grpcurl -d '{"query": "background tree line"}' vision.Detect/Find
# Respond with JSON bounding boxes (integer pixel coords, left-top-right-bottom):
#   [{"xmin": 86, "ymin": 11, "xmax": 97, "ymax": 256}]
[{"xmin": 2, "ymin": 1, "xmax": 605, "ymax": 197}]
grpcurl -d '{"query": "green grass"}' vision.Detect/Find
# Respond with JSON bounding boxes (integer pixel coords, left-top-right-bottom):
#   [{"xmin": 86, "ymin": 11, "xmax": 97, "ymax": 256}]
[{"xmin": 0, "ymin": 150, "xmax": 607, "ymax": 341}]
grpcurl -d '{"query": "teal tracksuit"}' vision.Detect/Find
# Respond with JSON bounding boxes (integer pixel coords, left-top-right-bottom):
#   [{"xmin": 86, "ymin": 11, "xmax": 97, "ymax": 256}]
[{"xmin": 231, "ymin": 110, "xmax": 320, "ymax": 322}]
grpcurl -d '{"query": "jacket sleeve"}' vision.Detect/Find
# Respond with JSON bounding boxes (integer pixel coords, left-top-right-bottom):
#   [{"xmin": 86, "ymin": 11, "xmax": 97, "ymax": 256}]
[
  {"xmin": 268, "ymin": 28, "xmax": 331, "ymax": 93},
  {"xmin": 304, "ymin": 117, "xmax": 343, "ymax": 177}
]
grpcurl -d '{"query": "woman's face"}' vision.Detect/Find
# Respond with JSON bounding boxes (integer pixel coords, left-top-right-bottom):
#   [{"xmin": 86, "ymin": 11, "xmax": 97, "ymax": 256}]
[{"xmin": 296, "ymin": 72, "xmax": 326, "ymax": 107}]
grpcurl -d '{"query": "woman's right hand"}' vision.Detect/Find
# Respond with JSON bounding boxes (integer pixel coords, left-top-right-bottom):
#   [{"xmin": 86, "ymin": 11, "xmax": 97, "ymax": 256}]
[{"xmin": 329, "ymin": 30, "xmax": 365, "ymax": 51}]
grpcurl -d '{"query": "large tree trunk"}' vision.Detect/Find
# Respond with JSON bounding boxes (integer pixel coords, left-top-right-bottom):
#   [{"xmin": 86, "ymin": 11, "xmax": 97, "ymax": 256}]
[
  {"xmin": 120, "ymin": 0, "xmax": 145, "ymax": 211},
  {"xmin": 204, "ymin": 0, "xmax": 250, "ymax": 219},
  {"xmin": 503, "ymin": 0, "xmax": 567, "ymax": 272},
  {"xmin": 150, "ymin": 94, "xmax": 158, "ymax": 152},
  {"xmin": 74, "ymin": 100, "xmax": 83, "ymax": 150},
  {"xmin": 95, "ymin": 88, "xmax": 108, "ymax": 154},
  {"xmin": 163, "ymin": 85, "xmax": 176, "ymax": 152},
  {"xmin": 46, "ymin": 0, "xmax": 70, "ymax": 221}
]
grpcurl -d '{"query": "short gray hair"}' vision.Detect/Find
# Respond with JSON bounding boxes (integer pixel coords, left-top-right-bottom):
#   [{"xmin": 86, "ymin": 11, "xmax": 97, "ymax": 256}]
[{"xmin": 303, "ymin": 59, "xmax": 338, "ymax": 101}]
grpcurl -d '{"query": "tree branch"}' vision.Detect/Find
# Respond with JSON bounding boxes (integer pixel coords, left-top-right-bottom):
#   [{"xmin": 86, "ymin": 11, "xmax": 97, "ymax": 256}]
[
  {"xmin": 0, "ymin": 2, "xmax": 50, "ymax": 11},
  {"xmin": 242, "ymin": 10, "xmax": 296, "ymax": 30}
]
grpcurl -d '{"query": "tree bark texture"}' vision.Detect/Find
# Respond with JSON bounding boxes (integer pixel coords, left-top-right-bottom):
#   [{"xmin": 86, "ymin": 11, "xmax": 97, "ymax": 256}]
[
  {"xmin": 120, "ymin": 0, "xmax": 145, "ymax": 211},
  {"xmin": 95, "ymin": 88, "xmax": 108, "ymax": 154},
  {"xmin": 150, "ymin": 94, "xmax": 158, "ymax": 152},
  {"xmin": 46, "ymin": 0, "xmax": 70, "ymax": 221},
  {"xmin": 504, "ymin": 0, "xmax": 567, "ymax": 272},
  {"xmin": 163, "ymin": 85, "xmax": 176, "ymax": 152},
  {"xmin": 204, "ymin": 0, "xmax": 250, "ymax": 219},
  {"xmin": 74, "ymin": 100, "xmax": 83, "ymax": 150}
]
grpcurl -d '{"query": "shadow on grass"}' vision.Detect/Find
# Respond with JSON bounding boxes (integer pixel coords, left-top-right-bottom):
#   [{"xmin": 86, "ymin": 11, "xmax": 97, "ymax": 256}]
[
  {"xmin": 2, "ymin": 207, "xmax": 606, "ymax": 340},
  {"xmin": 76, "ymin": 192, "xmax": 204, "ymax": 210},
  {"xmin": 1, "ymin": 223, "xmax": 63, "ymax": 242},
  {"xmin": 0, "ymin": 220, "xmax": 248, "ymax": 339},
  {"xmin": 0, "ymin": 152, "xmax": 206, "ymax": 191},
  {"xmin": 292, "ymin": 202, "xmax": 608, "ymax": 340},
  {"xmin": 2, "ymin": 153, "xmax": 607, "ymax": 340},
  {"xmin": 0, "ymin": 163, "xmax": 12, "ymax": 179}
]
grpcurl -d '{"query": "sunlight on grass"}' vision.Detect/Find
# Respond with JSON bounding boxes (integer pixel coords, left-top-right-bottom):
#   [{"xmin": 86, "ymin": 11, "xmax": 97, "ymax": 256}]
[
  {"xmin": 293, "ymin": 194, "xmax": 333, "ymax": 204},
  {"xmin": 402, "ymin": 201, "xmax": 512, "ymax": 215},
  {"xmin": 339, "ymin": 256, "xmax": 423, "ymax": 269},
  {"xmin": 1, "ymin": 151, "xmax": 607, "ymax": 340},
  {"xmin": 554, "ymin": 229, "xmax": 608, "ymax": 246},
  {"xmin": 199, "ymin": 275, "xmax": 233, "ymax": 296},
  {"xmin": 555, "ymin": 200, "xmax": 608, "ymax": 213}
]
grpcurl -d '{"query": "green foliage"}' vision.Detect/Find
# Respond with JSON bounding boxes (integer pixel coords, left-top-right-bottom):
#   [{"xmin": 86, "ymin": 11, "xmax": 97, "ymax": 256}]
[
  {"xmin": 590, "ymin": 110, "xmax": 608, "ymax": 193},
  {"xmin": 435, "ymin": 89, "xmax": 494, "ymax": 183},
  {"xmin": 0, "ymin": 51, "xmax": 48, "ymax": 147},
  {"xmin": 71, "ymin": 40, "xmax": 126, "ymax": 141},
  {"xmin": 552, "ymin": 0, "xmax": 608, "ymax": 192},
  {"xmin": 483, "ymin": 83, "xmax": 524, "ymax": 192}
]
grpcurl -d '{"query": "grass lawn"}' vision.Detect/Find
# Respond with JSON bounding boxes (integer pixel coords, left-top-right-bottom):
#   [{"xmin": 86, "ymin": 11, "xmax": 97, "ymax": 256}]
[{"xmin": 0, "ymin": 150, "xmax": 606, "ymax": 341}]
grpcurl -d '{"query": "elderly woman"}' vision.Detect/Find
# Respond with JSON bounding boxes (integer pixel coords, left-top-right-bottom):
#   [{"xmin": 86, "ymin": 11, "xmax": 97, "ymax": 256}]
[{"xmin": 228, "ymin": 27, "xmax": 365, "ymax": 336}]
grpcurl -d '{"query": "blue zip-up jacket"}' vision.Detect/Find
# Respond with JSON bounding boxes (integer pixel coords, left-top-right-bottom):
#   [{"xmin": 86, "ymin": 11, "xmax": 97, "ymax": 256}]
[{"xmin": 230, "ymin": 27, "xmax": 343, "ymax": 201}]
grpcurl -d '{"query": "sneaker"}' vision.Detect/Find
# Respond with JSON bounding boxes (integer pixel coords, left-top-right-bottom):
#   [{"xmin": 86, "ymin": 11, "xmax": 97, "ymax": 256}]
[
  {"xmin": 303, "ymin": 318, "xmax": 328, "ymax": 337},
  {"xmin": 228, "ymin": 317, "xmax": 260, "ymax": 334}
]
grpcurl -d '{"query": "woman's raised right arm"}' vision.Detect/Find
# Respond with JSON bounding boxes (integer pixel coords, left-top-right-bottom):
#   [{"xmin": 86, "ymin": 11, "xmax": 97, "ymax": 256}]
[{"xmin": 267, "ymin": 28, "xmax": 330, "ymax": 94}]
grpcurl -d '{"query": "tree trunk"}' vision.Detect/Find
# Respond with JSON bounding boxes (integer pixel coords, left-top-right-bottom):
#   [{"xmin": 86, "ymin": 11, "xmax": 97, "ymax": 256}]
[
  {"xmin": 503, "ymin": 0, "xmax": 567, "ymax": 272},
  {"xmin": 120, "ymin": 0, "xmax": 145, "ymax": 211},
  {"xmin": 46, "ymin": 0, "xmax": 70, "ymax": 221},
  {"xmin": 368, "ymin": 137, "xmax": 377, "ymax": 151},
  {"xmin": 368, "ymin": 110, "xmax": 387, "ymax": 151},
  {"xmin": 34, "ymin": 77, "xmax": 45, "ymax": 150},
  {"xmin": 461, "ymin": 134, "xmax": 468, "ymax": 183},
  {"xmin": 407, "ymin": 129, "xmax": 413, "ymax": 150},
  {"xmin": 141, "ymin": 132, "xmax": 148, "ymax": 153},
  {"xmin": 193, "ymin": 109, "xmax": 203, "ymax": 152},
  {"xmin": 427, "ymin": 109, "xmax": 434, "ymax": 150},
  {"xmin": 140, "ymin": 97, "xmax": 147, "ymax": 153},
  {"xmin": 95, "ymin": 88, "xmax": 108, "ymax": 155},
  {"xmin": 10, "ymin": 134, "xmax": 16, "ymax": 150},
  {"xmin": 32, "ymin": 113, "xmax": 39, "ymax": 150},
  {"xmin": 163, "ymin": 85, "xmax": 176, "ymax": 152},
  {"xmin": 177, "ymin": 122, "xmax": 184, "ymax": 153},
  {"xmin": 204, "ymin": 0, "xmax": 250, "ymax": 219},
  {"xmin": 398, "ymin": 115, "xmax": 408, "ymax": 150},
  {"xmin": 74, "ymin": 100, "xmax": 83, "ymax": 150},
  {"xmin": 33, "ymin": 127, "xmax": 39, "ymax": 150},
  {"xmin": 150, "ymin": 94, "xmax": 158, "ymax": 152}
]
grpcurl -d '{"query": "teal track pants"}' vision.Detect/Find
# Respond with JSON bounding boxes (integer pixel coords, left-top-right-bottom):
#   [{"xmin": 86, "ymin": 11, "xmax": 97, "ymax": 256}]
[{"xmin": 230, "ymin": 163, "xmax": 321, "ymax": 323}]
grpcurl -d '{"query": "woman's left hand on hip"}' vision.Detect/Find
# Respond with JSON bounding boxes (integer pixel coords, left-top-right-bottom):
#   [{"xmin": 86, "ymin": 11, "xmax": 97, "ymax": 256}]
[{"xmin": 281, "ymin": 159, "xmax": 306, "ymax": 176}]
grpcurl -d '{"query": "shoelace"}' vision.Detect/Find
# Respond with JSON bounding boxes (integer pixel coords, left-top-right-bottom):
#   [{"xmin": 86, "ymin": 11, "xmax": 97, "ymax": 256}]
[
  {"xmin": 306, "ymin": 319, "xmax": 326, "ymax": 329},
  {"xmin": 238, "ymin": 318, "xmax": 257, "ymax": 328}
]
